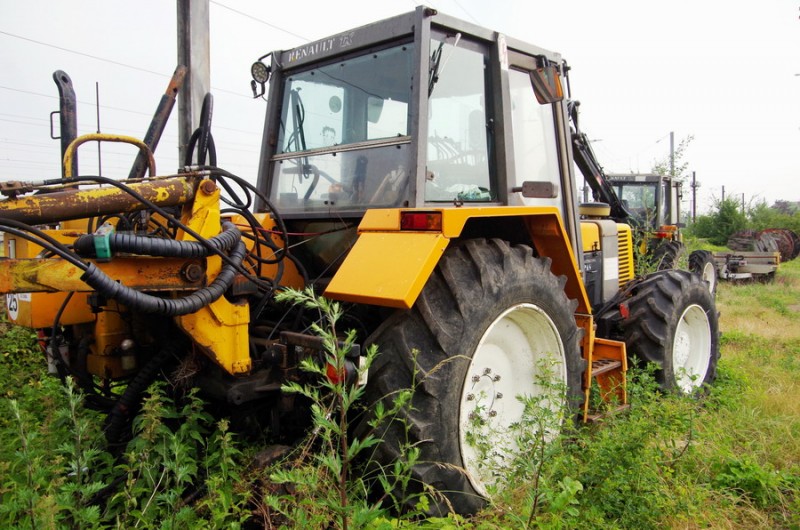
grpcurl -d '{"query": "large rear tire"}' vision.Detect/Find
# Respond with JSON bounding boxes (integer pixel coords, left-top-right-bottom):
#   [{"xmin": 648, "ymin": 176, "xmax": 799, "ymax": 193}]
[
  {"xmin": 620, "ymin": 270, "xmax": 719, "ymax": 393},
  {"xmin": 359, "ymin": 239, "xmax": 584, "ymax": 515},
  {"xmin": 689, "ymin": 249, "xmax": 717, "ymax": 296}
]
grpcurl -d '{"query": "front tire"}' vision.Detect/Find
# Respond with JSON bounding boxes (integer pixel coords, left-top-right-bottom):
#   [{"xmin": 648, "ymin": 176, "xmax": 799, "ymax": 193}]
[
  {"xmin": 360, "ymin": 239, "xmax": 584, "ymax": 515},
  {"xmin": 689, "ymin": 249, "xmax": 717, "ymax": 296},
  {"xmin": 620, "ymin": 270, "xmax": 719, "ymax": 393}
]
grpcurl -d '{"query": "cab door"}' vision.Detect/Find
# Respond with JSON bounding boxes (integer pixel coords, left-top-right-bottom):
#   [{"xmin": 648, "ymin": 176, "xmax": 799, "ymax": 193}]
[{"xmin": 503, "ymin": 49, "xmax": 581, "ymax": 254}]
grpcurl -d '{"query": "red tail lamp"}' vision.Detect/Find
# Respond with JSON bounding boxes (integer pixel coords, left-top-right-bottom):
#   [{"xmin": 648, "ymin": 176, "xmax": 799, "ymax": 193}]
[{"xmin": 400, "ymin": 211, "xmax": 442, "ymax": 231}]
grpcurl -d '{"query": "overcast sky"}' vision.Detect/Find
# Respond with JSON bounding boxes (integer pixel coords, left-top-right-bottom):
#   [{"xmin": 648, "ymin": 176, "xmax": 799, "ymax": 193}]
[{"xmin": 1, "ymin": 0, "xmax": 798, "ymax": 214}]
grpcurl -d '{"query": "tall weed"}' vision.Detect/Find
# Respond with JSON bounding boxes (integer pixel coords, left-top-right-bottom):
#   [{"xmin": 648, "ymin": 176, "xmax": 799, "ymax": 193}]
[
  {"xmin": 260, "ymin": 288, "xmax": 427, "ymax": 529},
  {"xmin": 0, "ymin": 354, "xmax": 249, "ymax": 528}
]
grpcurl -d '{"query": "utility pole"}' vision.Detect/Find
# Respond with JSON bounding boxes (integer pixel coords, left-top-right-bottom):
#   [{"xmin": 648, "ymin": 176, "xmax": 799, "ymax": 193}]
[
  {"xmin": 722, "ymin": 185, "xmax": 725, "ymax": 202},
  {"xmin": 691, "ymin": 170, "xmax": 697, "ymax": 221},
  {"xmin": 177, "ymin": 0, "xmax": 210, "ymax": 166},
  {"xmin": 669, "ymin": 131, "xmax": 674, "ymax": 177}
]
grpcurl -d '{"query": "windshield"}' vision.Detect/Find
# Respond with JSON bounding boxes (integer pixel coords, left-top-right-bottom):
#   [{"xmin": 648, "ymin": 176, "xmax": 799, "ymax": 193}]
[
  {"xmin": 271, "ymin": 43, "xmax": 414, "ymax": 213},
  {"xmin": 613, "ymin": 182, "xmax": 658, "ymax": 226}
]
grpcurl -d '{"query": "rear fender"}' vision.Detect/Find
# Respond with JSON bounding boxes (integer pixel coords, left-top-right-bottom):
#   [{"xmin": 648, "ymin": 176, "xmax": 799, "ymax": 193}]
[{"xmin": 324, "ymin": 207, "xmax": 590, "ymax": 313}]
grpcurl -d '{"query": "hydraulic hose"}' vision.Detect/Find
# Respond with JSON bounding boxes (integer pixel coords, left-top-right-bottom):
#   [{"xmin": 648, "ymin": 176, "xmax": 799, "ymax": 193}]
[
  {"xmin": 80, "ymin": 241, "xmax": 247, "ymax": 316},
  {"xmin": 73, "ymin": 221, "xmax": 241, "ymax": 259},
  {"xmin": 104, "ymin": 341, "xmax": 179, "ymax": 445}
]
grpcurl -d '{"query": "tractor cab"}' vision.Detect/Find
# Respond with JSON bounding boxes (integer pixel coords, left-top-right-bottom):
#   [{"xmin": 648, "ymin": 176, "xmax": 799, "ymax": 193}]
[
  {"xmin": 607, "ymin": 173, "xmax": 683, "ymax": 237},
  {"xmin": 251, "ymin": 6, "xmax": 582, "ymax": 270}
]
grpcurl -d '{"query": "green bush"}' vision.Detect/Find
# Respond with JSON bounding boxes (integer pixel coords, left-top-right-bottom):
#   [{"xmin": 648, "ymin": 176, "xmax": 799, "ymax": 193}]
[
  {"xmin": 688, "ymin": 197, "xmax": 748, "ymax": 245},
  {"xmin": 0, "ymin": 362, "xmax": 249, "ymax": 528},
  {"xmin": 687, "ymin": 198, "xmax": 800, "ymax": 245}
]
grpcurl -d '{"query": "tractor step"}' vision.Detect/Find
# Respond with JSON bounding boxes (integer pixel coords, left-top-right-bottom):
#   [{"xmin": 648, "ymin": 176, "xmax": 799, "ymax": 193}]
[
  {"xmin": 580, "ymin": 333, "xmax": 628, "ymax": 423},
  {"xmin": 591, "ymin": 358, "xmax": 622, "ymax": 377},
  {"xmin": 585, "ymin": 403, "xmax": 631, "ymax": 423}
]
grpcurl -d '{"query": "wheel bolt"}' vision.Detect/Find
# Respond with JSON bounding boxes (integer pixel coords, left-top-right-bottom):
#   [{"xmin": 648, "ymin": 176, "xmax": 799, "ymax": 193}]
[
  {"xmin": 496, "ymin": 392, "xmax": 503, "ymax": 399},
  {"xmin": 483, "ymin": 368, "xmax": 492, "ymax": 375},
  {"xmin": 472, "ymin": 375, "xmax": 480, "ymax": 383},
  {"xmin": 488, "ymin": 410, "xmax": 497, "ymax": 417},
  {"xmin": 493, "ymin": 375, "xmax": 501, "ymax": 382},
  {"xmin": 466, "ymin": 393, "xmax": 474, "ymax": 401}
]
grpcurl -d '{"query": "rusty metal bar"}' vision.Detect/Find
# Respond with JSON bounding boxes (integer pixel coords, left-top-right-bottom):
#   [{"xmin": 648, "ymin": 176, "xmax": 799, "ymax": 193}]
[
  {"xmin": 0, "ymin": 176, "xmax": 196, "ymax": 225},
  {"xmin": 128, "ymin": 66, "xmax": 188, "ymax": 180},
  {"xmin": 0, "ymin": 256, "xmax": 204, "ymax": 293}
]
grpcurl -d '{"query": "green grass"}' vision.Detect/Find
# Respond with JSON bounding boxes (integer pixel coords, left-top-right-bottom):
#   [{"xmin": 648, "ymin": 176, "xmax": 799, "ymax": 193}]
[{"xmin": 0, "ymin": 261, "xmax": 798, "ymax": 528}]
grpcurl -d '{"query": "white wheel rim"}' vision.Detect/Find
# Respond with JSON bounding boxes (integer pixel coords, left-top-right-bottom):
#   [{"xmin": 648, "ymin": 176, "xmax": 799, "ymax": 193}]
[
  {"xmin": 672, "ymin": 304, "xmax": 712, "ymax": 392},
  {"xmin": 701, "ymin": 261, "xmax": 716, "ymax": 294},
  {"xmin": 458, "ymin": 303, "xmax": 567, "ymax": 497}
]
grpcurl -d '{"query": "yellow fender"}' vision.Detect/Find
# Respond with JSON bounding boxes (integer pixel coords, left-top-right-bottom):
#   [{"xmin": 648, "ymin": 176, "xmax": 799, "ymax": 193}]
[{"xmin": 324, "ymin": 206, "xmax": 591, "ymax": 314}]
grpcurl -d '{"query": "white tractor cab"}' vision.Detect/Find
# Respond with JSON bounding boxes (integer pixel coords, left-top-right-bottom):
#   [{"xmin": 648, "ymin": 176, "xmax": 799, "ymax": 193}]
[{"xmin": 607, "ymin": 173, "xmax": 683, "ymax": 239}]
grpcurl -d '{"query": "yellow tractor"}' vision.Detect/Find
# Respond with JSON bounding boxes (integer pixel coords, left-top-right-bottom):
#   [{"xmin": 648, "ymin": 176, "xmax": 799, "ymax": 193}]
[
  {"xmin": 0, "ymin": 6, "xmax": 719, "ymax": 514},
  {"xmin": 569, "ymin": 103, "xmax": 716, "ymax": 293}
]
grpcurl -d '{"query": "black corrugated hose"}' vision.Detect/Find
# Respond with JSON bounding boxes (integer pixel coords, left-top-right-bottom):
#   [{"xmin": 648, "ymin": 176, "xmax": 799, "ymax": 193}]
[
  {"xmin": 103, "ymin": 341, "xmax": 179, "ymax": 446},
  {"xmin": 73, "ymin": 220, "xmax": 241, "ymax": 259},
  {"xmin": 80, "ymin": 240, "xmax": 247, "ymax": 317}
]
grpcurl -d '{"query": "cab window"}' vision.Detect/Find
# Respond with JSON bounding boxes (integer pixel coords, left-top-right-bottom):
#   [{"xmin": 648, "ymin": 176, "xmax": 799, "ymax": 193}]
[{"xmin": 426, "ymin": 35, "xmax": 494, "ymax": 202}]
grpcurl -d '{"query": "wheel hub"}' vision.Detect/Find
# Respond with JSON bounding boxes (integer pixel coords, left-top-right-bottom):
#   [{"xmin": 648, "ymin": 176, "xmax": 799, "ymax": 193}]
[
  {"xmin": 702, "ymin": 262, "xmax": 717, "ymax": 292},
  {"xmin": 672, "ymin": 303, "xmax": 712, "ymax": 392},
  {"xmin": 465, "ymin": 367, "xmax": 503, "ymax": 422},
  {"xmin": 458, "ymin": 303, "xmax": 566, "ymax": 497}
]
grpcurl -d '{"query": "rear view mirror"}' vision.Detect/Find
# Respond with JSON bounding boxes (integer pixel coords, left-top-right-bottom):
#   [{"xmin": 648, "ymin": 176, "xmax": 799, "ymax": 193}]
[{"xmin": 530, "ymin": 65, "xmax": 564, "ymax": 104}]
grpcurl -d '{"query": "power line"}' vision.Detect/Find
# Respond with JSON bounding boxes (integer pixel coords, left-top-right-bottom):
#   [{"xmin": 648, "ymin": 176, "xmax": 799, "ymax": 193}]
[
  {"xmin": 0, "ymin": 144, "xmax": 55, "ymax": 154},
  {"xmin": 0, "ymin": 118, "xmax": 46, "ymax": 127},
  {"xmin": 0, "ymin": 85, "xmax": 156, "ymax": 118},
  {"xmin": 451, "ymin": 0, "xmax": 480, "ymax": 24},
  {"xmin": 0, "ymin": 31, "xmax": 250, "ymax": 100},
  {"xmin": 0, "ymin": 112, "xmax": 49, "ymax": 123},
  {"xmin": 0, "ymin": 137, "xmax": 52, "ymax": 146},
  {"xmin": 0, "ymin": 30, "xmax": 170, "ymax": 78},
  {"xmin": 209, "ymin": 1, "xmax": 311, "ymax": 42},
  {"xmin": 0, "ymin": 86, "xmax": 255, "ymax": 140},
  {"xmin": 0, "ymin": 86, "xmax": 264, "ymax": 143}
]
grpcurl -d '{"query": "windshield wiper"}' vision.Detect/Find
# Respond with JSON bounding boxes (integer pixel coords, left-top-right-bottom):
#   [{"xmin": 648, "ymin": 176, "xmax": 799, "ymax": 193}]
[
  {"xmin": 428, "ymin": 33, "xmax": 461, "ymax": 97},
  {"xmin": 284, "ymin": 88, "xmax": 314, "ymax": 182},
  {"xmin": 286, "ymin": 88, "xmax": 307, "ymax": 153}
]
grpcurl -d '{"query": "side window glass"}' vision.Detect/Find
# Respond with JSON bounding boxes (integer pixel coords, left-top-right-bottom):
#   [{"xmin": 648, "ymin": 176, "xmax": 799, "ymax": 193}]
[
  {"xmin": 661, "ymin": 180, "xmax": 671, "ymax": 223},
  {"xmin": 426, "ymin": 38, "xmax": 493, "ymax": 202},
  {"xmin": 508, "ymin": 68, "xmax": 561, "ymax": 208}
]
